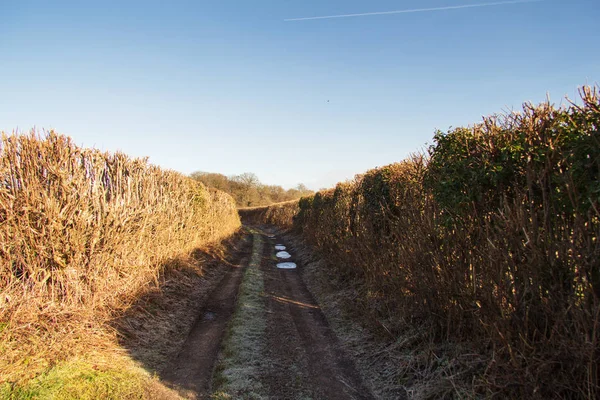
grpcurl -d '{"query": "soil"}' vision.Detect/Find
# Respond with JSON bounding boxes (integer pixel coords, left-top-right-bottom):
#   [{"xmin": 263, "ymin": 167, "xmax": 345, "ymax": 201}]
[
  {"xmin": 147, "ymin": 227, "xmax": 374, "ymax": 399},
  {"xmin": 114, "ymin": 231, "xmax": 251, "ymax": 380},
  {"xmin": 160, "ymin": 240, "xmax": 251, "ymax": 399},
  {"xmin": 276, "ymin": 230, "xmax": 410, "ymax": 400},
  {"xmin": 260, "ymin": 231, "xmax": 375, "ymax": 400}
]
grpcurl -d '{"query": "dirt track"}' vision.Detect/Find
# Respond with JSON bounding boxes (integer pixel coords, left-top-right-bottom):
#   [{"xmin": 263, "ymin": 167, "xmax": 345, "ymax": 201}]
[
  {"xmin": 160, "ymin": 245, "xmax": 249, "ymax": 398},
  {"xmin": 261, "ymin": 231, "xmax": 374, "ymax": 400},
  {"xmin": 162, "ymin": 228, "xmax": 374, "ymax": 399}
]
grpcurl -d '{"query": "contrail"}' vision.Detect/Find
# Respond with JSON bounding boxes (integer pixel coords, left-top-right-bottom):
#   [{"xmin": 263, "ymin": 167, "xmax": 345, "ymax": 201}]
[{"xmin": 284, "ymin": 0, "xmax": 544, "ymax": 21}]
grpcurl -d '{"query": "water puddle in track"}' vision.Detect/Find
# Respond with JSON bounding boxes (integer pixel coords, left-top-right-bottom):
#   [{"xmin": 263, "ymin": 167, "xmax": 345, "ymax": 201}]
[
  {"xmin": 276, "ymin": 251, "xmax": 291, "ymax": 259},
  {"xmin": 275, "ymin": 245, "xmax": 286, "ymax": 250},
  {"xmin": 202, "ymin": 310, "xmax": 217, "ymax": 321},
  {"xmin": 276, "ymin": 262, "xmax": 297, "ymax": 269}
]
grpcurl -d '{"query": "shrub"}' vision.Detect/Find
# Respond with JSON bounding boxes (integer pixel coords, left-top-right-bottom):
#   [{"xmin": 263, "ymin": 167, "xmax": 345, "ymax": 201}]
[
  {"xmin": 254, "ymin": 87, "xmax": 600, "ymax": 398},
  {"xmin": 0, "ymin": 130, "xmax": 240, "ymax": 384}
]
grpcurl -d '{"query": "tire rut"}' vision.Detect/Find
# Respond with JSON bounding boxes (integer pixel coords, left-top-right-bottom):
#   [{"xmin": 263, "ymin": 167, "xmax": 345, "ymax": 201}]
[
  {"xmin": 261, "ymin": 232, "xmax": 375, "ymax": 400},
  {"xmin": 160, "ymin": 235, "xmax": 252, "ymax": 399}
]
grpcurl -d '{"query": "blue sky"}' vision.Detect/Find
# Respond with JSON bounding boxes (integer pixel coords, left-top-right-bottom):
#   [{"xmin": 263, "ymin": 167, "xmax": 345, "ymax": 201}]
[{"xmin": 1, "ymin": 0, "xmax": 598, "ymax": 189}]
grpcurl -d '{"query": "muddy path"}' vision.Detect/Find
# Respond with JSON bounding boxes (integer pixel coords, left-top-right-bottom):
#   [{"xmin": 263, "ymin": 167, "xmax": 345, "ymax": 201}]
[
  {"xmin": 260, "ymin": 229, "xmax": 374, "ymax": 400},
  {"xmin": 157, "ymin": 227, "xmax": 373, "ymax": 399},
  {"xmin": 159, "ymin": 236, "xmax": 251, "ymax": 399}
]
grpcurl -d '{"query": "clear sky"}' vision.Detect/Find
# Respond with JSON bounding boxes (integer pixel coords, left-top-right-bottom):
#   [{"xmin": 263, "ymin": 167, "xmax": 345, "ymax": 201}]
[{"xmin": 1, "ymin": 0, "xmax": 598, "ymax": 189}]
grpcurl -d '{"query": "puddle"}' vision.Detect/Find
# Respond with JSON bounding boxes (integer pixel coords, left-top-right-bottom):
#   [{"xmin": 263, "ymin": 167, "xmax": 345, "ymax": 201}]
[
  {"xmin": 203, "ymin": 311, "xmax": 217, "ymax": 321},
  {"xmin": 277, "ymin": 262, "xmax": 297, "ymax": 269},
  {"xmin": 267, "ymin": 234, "xmax": 275, "ymax": 239},
  {"xmin": 275, "ymin": 245, "xmax": 286, "ymax": 250},
  {"xmin": 276, "ymin": 251, "xmax": 291, "ymax": 259}
]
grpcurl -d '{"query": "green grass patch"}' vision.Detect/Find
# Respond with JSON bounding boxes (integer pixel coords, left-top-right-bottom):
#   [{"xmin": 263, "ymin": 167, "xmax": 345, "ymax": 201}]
[{"xmin": 0, "ymin": 358, "xmax": 150, "ymax": 400}]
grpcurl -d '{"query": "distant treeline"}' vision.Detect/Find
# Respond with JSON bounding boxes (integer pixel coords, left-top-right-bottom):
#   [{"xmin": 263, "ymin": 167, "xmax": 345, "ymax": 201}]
[{"xmin": 190, "ymin": 171, "xmax": 313, "ymax": 208}]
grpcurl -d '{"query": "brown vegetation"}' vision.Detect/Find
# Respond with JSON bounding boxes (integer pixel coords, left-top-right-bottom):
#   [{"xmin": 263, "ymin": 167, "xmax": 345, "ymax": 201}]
[
  {"xmin": 0, "ymin": 131, "xmax": 240, "ymax": 388},
  {"xmin": 238, "ymin": 200, "xmax": 299, "ymax": 228},
  {"xmin": 239, "ymin": 87, "xmax": 600, "ymax": 398}
]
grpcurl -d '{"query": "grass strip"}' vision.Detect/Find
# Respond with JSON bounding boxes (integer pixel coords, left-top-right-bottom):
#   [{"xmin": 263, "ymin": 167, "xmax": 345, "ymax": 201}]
[{"xmin": 211, "ymin": 231, "xmax": 266, "ymax": 400}]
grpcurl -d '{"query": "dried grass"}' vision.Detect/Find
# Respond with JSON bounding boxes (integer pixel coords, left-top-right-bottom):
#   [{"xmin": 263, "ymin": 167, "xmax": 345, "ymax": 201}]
[
  {"xmin": 238, "ymin": 200, "xmax": 298, "ymax": 228},
  {"xmin": 0, "ymin": 130, "xmax": 240, "ymax": 386}
]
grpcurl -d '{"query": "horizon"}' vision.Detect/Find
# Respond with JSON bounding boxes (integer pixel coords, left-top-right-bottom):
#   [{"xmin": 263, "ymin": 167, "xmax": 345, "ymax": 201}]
[{"xmin": 1, "ymin": 0, "xmax": 599, "ymax": 190}]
